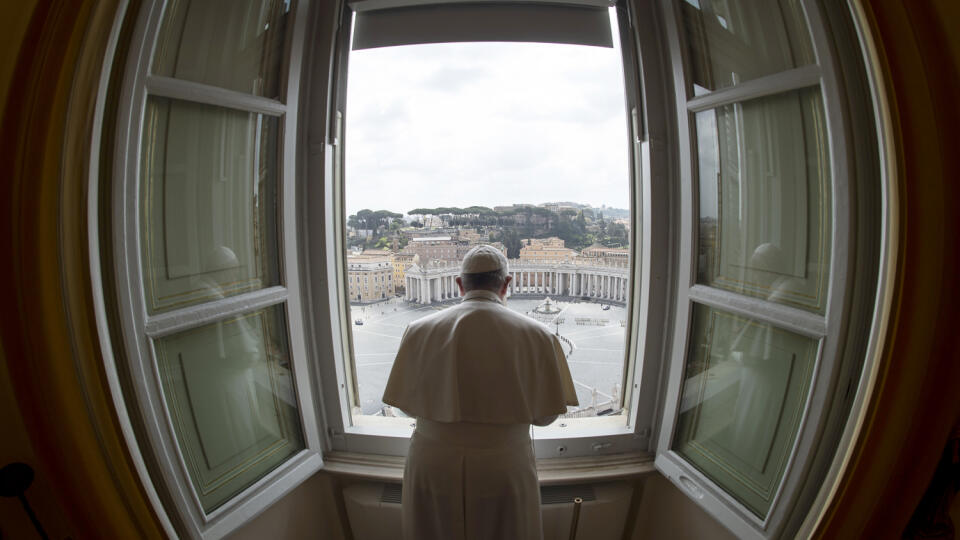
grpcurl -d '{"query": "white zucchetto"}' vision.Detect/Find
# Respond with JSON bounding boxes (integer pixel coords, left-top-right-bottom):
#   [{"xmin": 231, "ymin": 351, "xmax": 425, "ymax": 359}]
[{"xmin": 460, "ymin": 244, "xmax": 508, "ymax": 274}]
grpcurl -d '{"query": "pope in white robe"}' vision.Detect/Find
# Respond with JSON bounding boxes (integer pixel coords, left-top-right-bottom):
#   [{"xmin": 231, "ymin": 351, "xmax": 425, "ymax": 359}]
[{"xmin": 383, "ymin": 245, "xmax": 579, "ymax": 540}]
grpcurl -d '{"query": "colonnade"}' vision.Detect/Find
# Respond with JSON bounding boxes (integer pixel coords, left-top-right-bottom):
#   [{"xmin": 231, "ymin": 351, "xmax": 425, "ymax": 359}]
[
  {"xmin": 405, "ymin": 272, "xmax": 462, "ymax": 304},
  {"xmin": 404, "ymin": 262, "xmax": 629, "ymax": 305},
  {"xmin": 506, "ymin": 269, "xmax": 628, "ymax": 302}
]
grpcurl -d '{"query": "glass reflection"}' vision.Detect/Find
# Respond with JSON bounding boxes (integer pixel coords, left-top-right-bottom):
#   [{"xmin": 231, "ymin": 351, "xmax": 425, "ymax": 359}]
[
  {"xmin": 153, "ymin": 0, "xmax": 292, "ymax": 99},
  {"xmin": 679, "ymin": 0, "xmax": 814, "ymax": 94},
  {"xmin": 696, "ymin": 88, "xmax": 830, "ymax": 313},
  {"xmin": 140, "ymin": 97, "xmax": 280, "ymax": 314},
  {"xmin": 674, "ymin": 304, "xmax": 817, "ymax": 518},
  {"xmin": 155, "ymin": 305, "xmax": 303, "ymax": 512}
]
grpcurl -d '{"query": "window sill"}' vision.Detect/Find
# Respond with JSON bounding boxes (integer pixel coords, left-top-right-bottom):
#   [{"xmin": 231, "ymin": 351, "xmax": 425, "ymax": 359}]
[{"xmin": 322, "ymin": 450, "xmax": 655, "ymax": 485}]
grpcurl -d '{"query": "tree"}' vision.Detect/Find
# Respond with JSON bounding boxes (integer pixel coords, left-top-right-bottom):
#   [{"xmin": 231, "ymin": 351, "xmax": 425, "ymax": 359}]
[
  {"xmin": 606, "ymin": 222, "xmax": 628, "ymax": 246},
  {"xmin": 503, "ymin": 229, "xmax": 522, "ymax": 258}
]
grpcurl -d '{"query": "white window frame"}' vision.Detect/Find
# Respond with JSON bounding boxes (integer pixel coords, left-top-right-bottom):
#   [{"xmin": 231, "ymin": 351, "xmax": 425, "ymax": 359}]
[
  {"xmin": 103, "ymin": 1, "xmax": 324, "ymax": 538},
  {"xmin": 652, "ymin": 0, "xmax": 889, "ymax": 538},
  {"xmin": 307, "ymin": 0, "xmax": 675, "ymax": 459},
  {"xmin": 92, "ymin": 0, "xmax": 890, "ymax": 536}
]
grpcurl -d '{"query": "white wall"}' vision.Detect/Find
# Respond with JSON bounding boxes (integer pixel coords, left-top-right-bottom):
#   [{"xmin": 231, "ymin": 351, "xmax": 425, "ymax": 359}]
[
  {"xmin": 631, "ymin": 474, "xmax": 737, "ymax": 540},
  {"xmin": 229, "ymin": 472, "xmax": 349, "ymax": 540},
  {"xmin": 229, "ymin": 470, "xmax": 734, "ymax": 540}
]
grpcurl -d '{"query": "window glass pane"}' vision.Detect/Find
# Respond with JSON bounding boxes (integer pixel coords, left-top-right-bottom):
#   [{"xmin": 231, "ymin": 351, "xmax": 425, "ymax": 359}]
[
  {"xmin": 140, "ymin": 97, "xmax": 280, "ymax": 314},
  {"xmin": 154, "ymin": 305, "xmax": 303, "ymax": 513},
  {"xmin": 679, "ymin": 0, "xmax": 815, "ymax": 95},
  {"xmin": 696, "ymin": 88, "xmax": 830, "ymax": 313},
  {"xmin": 673, "ymin": 304, "xmax": 818, "ymax": 518},
  {"xmin": 153, "ymin": 0, "xmax": 292, "ymax": 99}
]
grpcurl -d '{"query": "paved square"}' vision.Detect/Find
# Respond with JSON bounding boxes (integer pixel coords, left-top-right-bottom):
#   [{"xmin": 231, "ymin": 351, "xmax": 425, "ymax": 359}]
[{"xmin": 349, "ymin": 296, "xmax": 627, "ymax": 416}]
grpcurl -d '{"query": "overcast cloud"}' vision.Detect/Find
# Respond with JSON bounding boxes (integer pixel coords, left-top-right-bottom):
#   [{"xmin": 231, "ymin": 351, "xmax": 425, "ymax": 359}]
[{"xmin": 344, "ymin": 18, "xmax": 631, "ymax": 217}]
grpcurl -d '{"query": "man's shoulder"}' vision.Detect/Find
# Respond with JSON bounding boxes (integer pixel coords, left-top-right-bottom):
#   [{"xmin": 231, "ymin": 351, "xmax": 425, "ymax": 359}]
[
  {"xmin": 404, "ymin": 301, "xmax": 555, "ymax": 340},
  {"xmin": 405, "ymin": 303, "xmax": 466, "ymax": 332},
  {"xmin": 480, "ymin": 303, "xmax": 556, "ymax": 338}
]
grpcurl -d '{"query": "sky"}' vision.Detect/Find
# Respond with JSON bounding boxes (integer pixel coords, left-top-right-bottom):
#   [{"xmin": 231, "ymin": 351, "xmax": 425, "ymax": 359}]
[{"xmin": 343, "ymin": 10, "xmax": 632, "ymax": 217}]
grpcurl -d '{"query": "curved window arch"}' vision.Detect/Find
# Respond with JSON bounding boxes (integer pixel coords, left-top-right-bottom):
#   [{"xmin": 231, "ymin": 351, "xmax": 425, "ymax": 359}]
[{"xmin": 99, "ymin": 0, "xmax": 889, "ymax": 538}]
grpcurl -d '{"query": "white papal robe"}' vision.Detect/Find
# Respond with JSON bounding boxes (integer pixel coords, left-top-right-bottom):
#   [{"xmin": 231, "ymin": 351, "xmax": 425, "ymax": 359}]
[{"xmin": 383, "ymin": 289, "xmax": 578, "ymax": 540}]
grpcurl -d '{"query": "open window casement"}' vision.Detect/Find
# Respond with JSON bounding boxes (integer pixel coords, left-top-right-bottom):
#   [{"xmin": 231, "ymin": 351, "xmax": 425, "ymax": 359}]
[
  {"xmin": 652, "ymin": 0, "xmax": 885, "ymax": 538},
  {"xmin": 110, "ymin": 1, "xmax": 323, "ymax": 537}
]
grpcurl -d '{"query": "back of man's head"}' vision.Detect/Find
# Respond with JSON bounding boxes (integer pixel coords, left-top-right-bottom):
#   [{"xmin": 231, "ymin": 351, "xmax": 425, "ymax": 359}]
[{"xmin": 460, "ymin": 245, "xmax": 508, "ymax": 292}]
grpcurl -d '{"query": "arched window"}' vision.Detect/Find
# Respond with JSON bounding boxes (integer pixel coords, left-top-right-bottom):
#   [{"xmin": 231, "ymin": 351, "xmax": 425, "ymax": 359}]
[{"xmin": 99, "ymin": 0, "xmax": 888, "ymax": 537}]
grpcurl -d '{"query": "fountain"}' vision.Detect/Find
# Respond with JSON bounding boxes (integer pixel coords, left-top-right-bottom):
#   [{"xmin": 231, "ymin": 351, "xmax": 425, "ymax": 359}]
[{"xmin": 533, "ymin": 296, "xmax": 562, "ymax": 315}]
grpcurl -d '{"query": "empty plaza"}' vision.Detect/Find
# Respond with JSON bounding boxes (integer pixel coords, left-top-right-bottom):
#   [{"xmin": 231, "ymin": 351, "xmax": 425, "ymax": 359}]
[{"xmin": 349, "ymin": 296, "xmax": 628, "ymax": 416}]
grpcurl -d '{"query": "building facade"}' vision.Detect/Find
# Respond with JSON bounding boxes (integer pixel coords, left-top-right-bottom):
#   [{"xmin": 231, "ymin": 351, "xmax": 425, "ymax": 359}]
[
  {"xmin": 519, "ymin": 237, "xmax": 577, "ymax": 263},
  {"xmin": 390, "ymin": 251, "xmax": 414, "ymax": 292},
  {"xmin": 347, "ymin": 252, "xmax": 394, "ymax": 303},
  {"xmin": 406, "ymin": 236, "xmax": 457, "ymax": 261},
  {"xmin": 405, "ymin": 259, "xmax": 629, "ymax": 305},
  {"xmin": 582, "ymin": 244, "xmax": 630, "ymax": 267}
]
